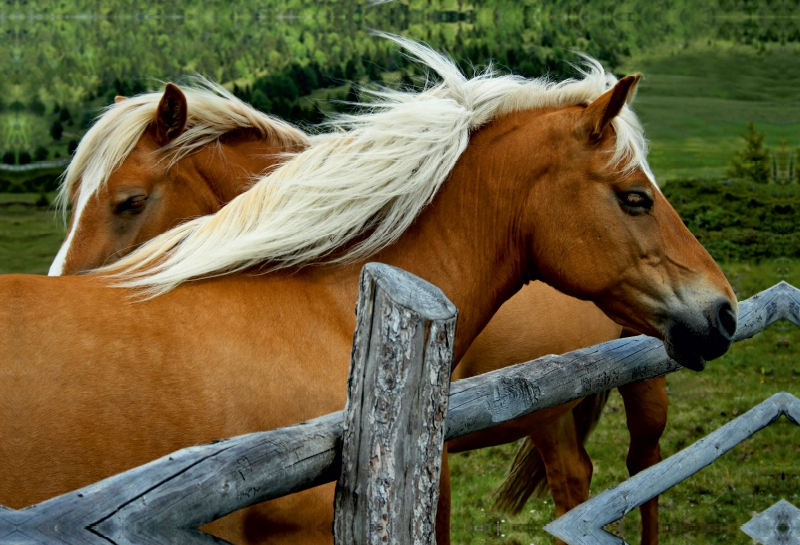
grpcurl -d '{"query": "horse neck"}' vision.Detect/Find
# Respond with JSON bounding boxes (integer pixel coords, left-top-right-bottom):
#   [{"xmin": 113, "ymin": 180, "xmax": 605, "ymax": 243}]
[
  {"xmin": 187, "ymin": 129, "xmax": 304, "ymax": 206},
  {"xmin": 372, "ymin": 111, "xmax": 543, "ymax": 361}
]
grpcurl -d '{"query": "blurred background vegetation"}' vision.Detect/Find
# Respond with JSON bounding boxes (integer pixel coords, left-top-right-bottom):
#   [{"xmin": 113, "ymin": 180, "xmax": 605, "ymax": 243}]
[
  {"xmin": 0, "ymin": 0, "xmax": 797, "ymax": 178},
  {"xmin": 2, "ymin": 1, "xmax": 800, "ymax": 543}
]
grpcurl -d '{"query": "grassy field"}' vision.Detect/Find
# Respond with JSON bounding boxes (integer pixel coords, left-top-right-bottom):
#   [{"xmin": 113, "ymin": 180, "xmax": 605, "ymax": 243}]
[
  {"xmin": 0, "ymin": 193, "xmax": 64, "ymax": 274},
  {"xmin": 619, "ymin": 43, "xmax": 800, "ymax": 181}
]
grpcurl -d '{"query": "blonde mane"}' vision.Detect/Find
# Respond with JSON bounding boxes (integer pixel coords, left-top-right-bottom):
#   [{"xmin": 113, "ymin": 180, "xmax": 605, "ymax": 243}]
[
  {"xmin": 103, "ymin": 35, "xmax": 652, "ymax": 297},
  {"xmin": 56, "ymin": 77, "xmax": 309, "ymax": 216}
]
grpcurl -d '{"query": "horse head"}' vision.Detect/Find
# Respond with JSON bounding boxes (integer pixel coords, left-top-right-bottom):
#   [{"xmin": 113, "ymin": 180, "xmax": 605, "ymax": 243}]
[
  {"xmin": 520, "ymin": 75, "xmax": 736, "ymax": 370},
  {"xmin": 49, "ymin": 83, "xmax": 307, "ymax": 276}
]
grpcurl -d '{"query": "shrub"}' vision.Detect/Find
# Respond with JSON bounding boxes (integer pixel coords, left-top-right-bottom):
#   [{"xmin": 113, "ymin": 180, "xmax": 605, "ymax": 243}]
[
  {"xmin": 727, "ymin": 121, "xmax": 770, "ymax": 184},
  {"xmin": 51, "ymin": 120, "xmax": 63, "ymax": 141},
  {"xmin": 35, "ymin": 192, "xmax": 49, "ymax": 207},
  {"xmin": 663, "ymin": 178, "xmax": 800, "ymax": 261}
]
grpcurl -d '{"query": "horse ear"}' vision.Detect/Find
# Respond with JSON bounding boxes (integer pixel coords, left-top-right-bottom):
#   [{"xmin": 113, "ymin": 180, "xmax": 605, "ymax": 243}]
[
  {"xmin": 582, "ymin": 74, "xmax": 641, "ymax": 140},
  {"xmin": 152, "ymin": 83, "xmax": 187, "ymax": 146},
  {"xmin": 114, "ymin": 96, "xmax": 127, "ymax": 103}
]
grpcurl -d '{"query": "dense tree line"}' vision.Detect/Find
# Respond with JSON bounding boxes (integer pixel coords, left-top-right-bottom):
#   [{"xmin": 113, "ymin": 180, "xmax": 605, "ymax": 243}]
[{"xmin": 1, "ymin": 0, "xmax": 797, "ymax": 162}]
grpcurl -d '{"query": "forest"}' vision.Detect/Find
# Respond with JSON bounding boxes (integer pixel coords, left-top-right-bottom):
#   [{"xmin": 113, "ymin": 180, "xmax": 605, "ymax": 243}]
[{"xmin": 0, "ymin": 0, "xmax": 797, "ymax": 166}]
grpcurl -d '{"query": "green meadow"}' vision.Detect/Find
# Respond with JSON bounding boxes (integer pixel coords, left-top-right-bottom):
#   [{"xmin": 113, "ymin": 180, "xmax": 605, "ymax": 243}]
[
  {"xmin": 449, "ymin": 260, "xmax": 800, "ymax": 545},
  {"xmin": 0, "ymin": 192, "xmax": 63, "ymax": 274},
  {"xmin": 622, "ymin": 44, "xmax": 800, "ymax": 181}
]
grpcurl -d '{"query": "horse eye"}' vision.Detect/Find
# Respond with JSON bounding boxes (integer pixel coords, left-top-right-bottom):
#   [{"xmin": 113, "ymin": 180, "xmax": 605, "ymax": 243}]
[
  {"xmin": 619, "ymin": 191, "xmax": 653, "ymax": 214},
  {"xmin": 115, "ymin": 196, "xmax": 147, "ymax": 215}
]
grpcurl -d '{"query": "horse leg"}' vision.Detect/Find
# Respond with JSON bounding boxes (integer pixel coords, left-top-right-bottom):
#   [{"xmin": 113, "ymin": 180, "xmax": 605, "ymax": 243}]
[
  {"xmin": 618, "ymin": 376, "xmax": 668, "ymax": 545},
  {"xmin": 436, "ymin": 446, "xmax": 452, "ymax": 545},
  {"xmin": 531, "ymin": 410, "xmax": 592, "ymax": 545}
]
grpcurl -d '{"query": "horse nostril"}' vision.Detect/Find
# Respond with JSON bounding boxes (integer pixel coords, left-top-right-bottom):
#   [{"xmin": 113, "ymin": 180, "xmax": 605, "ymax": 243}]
[{"xmin": 716, "ymin": 301, "xmax": 737, "ymax": 339}]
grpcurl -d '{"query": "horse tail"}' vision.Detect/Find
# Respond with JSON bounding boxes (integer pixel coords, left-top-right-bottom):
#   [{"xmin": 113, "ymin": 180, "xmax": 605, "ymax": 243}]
[
  {"xmin": 490, "ymin": 434, "xmax": 548, "ymax": 514},
  {"xmin": 491, "ymin": 390, "xmax": 611, "ymax": 514},
  {"xmin": 574, "ymin": 388, "xmax": 611, "ymax": 443}
]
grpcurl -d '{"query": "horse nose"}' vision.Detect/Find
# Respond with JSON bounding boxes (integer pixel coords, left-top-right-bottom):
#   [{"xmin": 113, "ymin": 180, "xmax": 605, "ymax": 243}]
[
  {"xmin": 715, "ymin": 300, "xmax": 737, "ymax": 340},
  {"xmin": 694, "ymin": 298, "xmax": 737, "ymax": 365},
  {"xmin": 664, "ymin": 297, "xmax": 737, "ymax": 372}
]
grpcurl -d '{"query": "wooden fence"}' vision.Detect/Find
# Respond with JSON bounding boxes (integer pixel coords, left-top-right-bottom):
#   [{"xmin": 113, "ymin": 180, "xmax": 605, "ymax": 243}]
[
  {"xmin": 545, "ymin": 392, "xmax": 800, "ymax": 544},
  {"xmin": 1, "ymin": 265, "xmax": 798, "ymax": 544}
]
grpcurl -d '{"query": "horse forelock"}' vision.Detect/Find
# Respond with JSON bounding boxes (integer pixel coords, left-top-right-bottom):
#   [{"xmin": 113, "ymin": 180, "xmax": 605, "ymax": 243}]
[
  {"xmin": 55, "ymin": 77, "xmax": 310, "ymax": 222},
  {"xmin": 101, "ymin": 35, "xmax": 653, "ymax": 297}
]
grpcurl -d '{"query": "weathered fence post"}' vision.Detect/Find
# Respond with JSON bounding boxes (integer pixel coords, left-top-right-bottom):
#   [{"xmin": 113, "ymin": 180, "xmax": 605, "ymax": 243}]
[{"xmin": 333, "ymin": 263, "xmax": 458, "ymax": 545}]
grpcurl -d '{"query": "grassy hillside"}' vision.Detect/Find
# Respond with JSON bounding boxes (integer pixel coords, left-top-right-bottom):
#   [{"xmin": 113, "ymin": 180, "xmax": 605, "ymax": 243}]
[
  {"xmin": 620, "ymin": 44, "xmax": 800, "ymax": 181},
  {"xmin": 0, "ymin": 0, "xmax": 650, "ymax": 162},
  {"xmin": 0, "ymin": 193, "xmax": 64, "ymax": 274},
  {"xmin": 2, "ymin": 0, "xmax": 797, "ymax": 168}
]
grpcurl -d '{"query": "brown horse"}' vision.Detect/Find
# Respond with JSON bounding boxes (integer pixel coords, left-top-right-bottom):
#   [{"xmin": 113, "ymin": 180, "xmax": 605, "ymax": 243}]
[
  {"xmin": 7, "ymin": 39, "xmax": 735, "ymax": 545},
  {"xmin": 51, "ymin": 81, "xmax": 667, "ymax": 542}
]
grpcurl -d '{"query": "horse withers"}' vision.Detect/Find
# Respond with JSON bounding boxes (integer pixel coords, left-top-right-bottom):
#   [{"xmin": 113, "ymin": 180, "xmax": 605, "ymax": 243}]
[
  {"xmin": 8, "ymin": 38, "xmax": 735, "ymax": 545},
  {"xmin": 52, "ymin": 80, "xmax": 667, "ymax": 543}
]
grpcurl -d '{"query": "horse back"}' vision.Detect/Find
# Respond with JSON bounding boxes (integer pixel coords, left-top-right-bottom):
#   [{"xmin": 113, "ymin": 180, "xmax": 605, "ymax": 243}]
[{"xmin": 0, "ymin": 272, "xmax": 355, "ymax": 510}]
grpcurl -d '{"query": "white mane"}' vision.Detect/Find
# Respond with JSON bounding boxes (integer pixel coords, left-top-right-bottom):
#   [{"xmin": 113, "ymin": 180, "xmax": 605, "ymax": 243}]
[
  {"xmin": 55, "ymin": 77, "xmax": 309, "ymax": 216},
  {"xmin": 102, "ymin": 35, "xmax": 652, "ymax": 297}
]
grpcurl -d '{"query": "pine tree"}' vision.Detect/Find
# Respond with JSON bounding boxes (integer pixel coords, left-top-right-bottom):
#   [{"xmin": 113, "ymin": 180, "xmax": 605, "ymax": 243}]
[
  {"xmin": 727, "ymin": 121, "xmax": 770, "ymax": 183},
  {"xmin": 773, "ymin": 138, "xmax": 790, "ymax": 184},
  {"xmin": 794, "ymin": 149, "xmax": 800, "ymax": 184}
]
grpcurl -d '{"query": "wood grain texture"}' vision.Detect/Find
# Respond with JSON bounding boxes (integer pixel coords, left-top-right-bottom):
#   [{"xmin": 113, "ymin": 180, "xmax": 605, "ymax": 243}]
[
  {"xmin": 544, "ymin": 392, "xmax": 800, "ymax": 545},
  {"xmin": 733, "ymin": 281, "xmax": 800, "ymax": 341},
  {"xmin": 333, "ymin": 263, "xmax": 457, "ymax": 545},
  {"xmin": 0, "ymin": 280, "xmax": 794, "ymax": 544},
  {"xmin": 740, "ymin": 499, "xmax": 800, "ymax": 545}
]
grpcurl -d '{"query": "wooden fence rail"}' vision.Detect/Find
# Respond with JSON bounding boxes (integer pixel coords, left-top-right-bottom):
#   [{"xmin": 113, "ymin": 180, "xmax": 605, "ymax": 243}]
[
  {"xmin": 1, "ymin": 275, "xmax": 798, "ymax": 544},
  {"xmin": 545, "ymin": 391, "xmax": 800, "ymax": 545},
  {"xmin": 543, "ymin": 281, "xmax": 800, "ymax": 545}
]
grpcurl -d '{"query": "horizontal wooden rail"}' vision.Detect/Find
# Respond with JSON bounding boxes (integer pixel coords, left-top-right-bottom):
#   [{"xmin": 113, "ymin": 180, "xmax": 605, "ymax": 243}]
[
  {"xmin": 1, "ymin": 281, "xmax": 798, "ymax": 544},
  {"xmin": 448, "ymin": 281, "xmax": 799, "ymax": 440}
]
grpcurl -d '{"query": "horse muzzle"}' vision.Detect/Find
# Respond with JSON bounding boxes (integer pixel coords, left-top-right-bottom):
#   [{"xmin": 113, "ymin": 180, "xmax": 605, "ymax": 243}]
[{"xmin": 663, "ymin": 298, "xmax": 737, "ymax": 371}]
